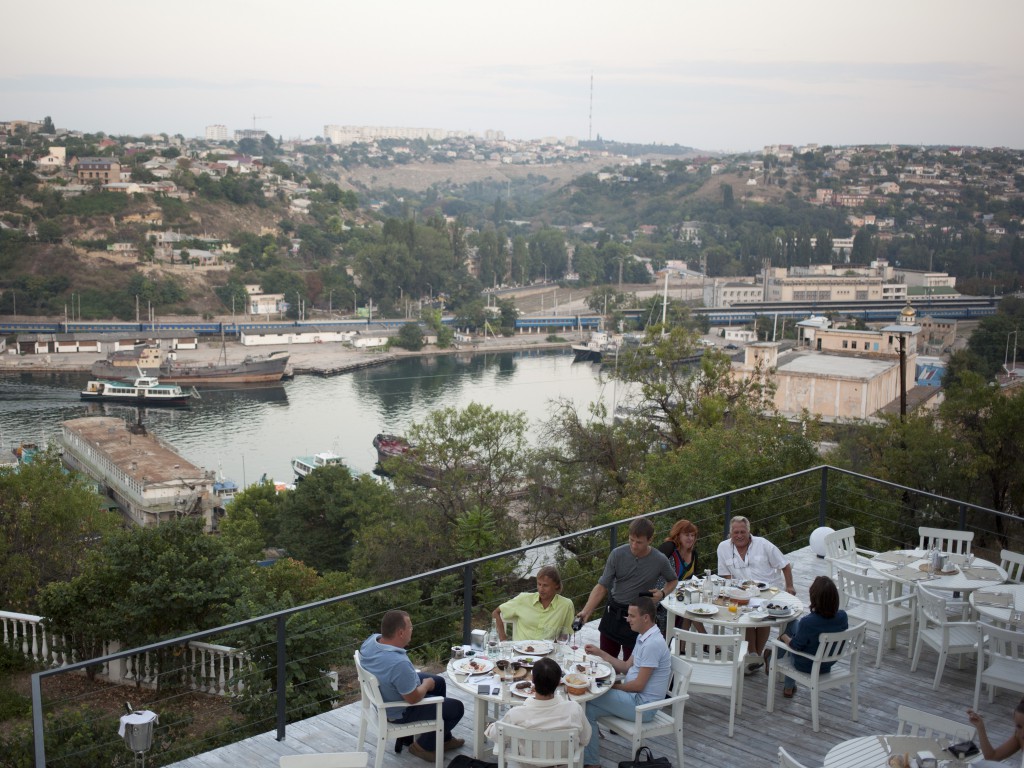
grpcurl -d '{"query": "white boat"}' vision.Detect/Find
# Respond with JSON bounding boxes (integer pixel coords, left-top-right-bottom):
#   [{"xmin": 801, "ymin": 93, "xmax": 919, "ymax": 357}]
[
  {"xmin": 291, "ymin": 451, "xmax": 344, "ymax": 480},
  {"xmin": 80, "ymin": 373, "xmax": 194, "ymax": 407}
]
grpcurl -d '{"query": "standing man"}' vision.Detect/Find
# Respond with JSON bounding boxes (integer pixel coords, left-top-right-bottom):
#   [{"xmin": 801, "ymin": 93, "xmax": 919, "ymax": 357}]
[
  {"xmin": 359, "ymin": 610, "xmax": 465, "ymax": 762},
  {"xmin": 716, "ymin": 515, "xmax": 795, "ymax": 673},
  {"xmin": 581, "ymin": 597, "xmax": 672, "ymax": 768},
  {"xmin": 493, "ymin": 565, "xmax": 576, "ymax": 642},
  {"xmin": 575, "ymin": 517, "xmax": 677, "ymax": 659}
]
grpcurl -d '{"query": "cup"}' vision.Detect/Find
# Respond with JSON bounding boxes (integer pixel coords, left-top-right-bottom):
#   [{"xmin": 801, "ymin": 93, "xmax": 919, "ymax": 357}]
[{"xmin": 451, "ymin": 645, "xmax": 464, "ymax": 660}]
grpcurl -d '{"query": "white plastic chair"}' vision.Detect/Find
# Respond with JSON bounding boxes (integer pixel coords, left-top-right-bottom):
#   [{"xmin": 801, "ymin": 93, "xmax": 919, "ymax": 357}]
[
  {"xmin": 778, "ymin": 746, "xmax": 812, "ymax": 768},
  {"xmin": 973, "ymin": 621, "xmax": 1024, "ymax": 710},
  {"xmin": 354, "ymin": 651, "xmax": 444, "ymax": 768},
  {"xmin": 836, "ymin": 566, "xmax": 915, "ymax": 667},
  {"xmin": 918, "ymin": 526, "xmax": 974, "ymax": 555},
  {"xmin": 823, "ymin": 527, "xmax": 877, "ymax": 578},
  {"xmin": 493, "ymin": 722, "xmax": 583, "ymax": 768},
  {"xmin": 766, "ymin": 621, "xmax": 867, "ymax": 732},
  {"xmin": 1000, "ymin": 549, "xmax": 1024, "ymax": 584},
  {"xmin": 280, "ymin": 753, "xmax": 369, "ymax": 768},
  {"xmin": 595, "ymin": 655, "xmax": 691, "ymax": 768},
  {"xmin": 896, "ymin": 705, "xmax": 976, "ymax": 743},
  {"xmin": 910, "ymin": 585, "xmax": 978, "ymax": 690},
  {"xmin": 669, "ymin": 626, "xmax": 747, "ymax": 736}
]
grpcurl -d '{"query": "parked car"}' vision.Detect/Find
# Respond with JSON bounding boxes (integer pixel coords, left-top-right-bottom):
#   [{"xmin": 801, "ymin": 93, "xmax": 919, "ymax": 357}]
[{"xmin": 724, "ymin": 343, "xmax": 739, "ymax": 350}]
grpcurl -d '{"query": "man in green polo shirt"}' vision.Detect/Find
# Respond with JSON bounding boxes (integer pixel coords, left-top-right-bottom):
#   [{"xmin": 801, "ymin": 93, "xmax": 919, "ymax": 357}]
[{"xmin": 493, "ymin": 565, "xmax": 576, "ymax": 642}]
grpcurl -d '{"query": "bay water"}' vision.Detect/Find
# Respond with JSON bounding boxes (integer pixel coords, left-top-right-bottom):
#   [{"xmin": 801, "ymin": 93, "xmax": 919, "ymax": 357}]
[{"xmin": 0, "ymin": 350, "xmax": 627, "ymax": 487}]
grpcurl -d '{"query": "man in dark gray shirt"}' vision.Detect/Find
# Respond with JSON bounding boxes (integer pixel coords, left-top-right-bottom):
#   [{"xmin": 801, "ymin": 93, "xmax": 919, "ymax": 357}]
[{"xmin": 575, "ymin": 517, "xmax": 677, "ymax": 659}]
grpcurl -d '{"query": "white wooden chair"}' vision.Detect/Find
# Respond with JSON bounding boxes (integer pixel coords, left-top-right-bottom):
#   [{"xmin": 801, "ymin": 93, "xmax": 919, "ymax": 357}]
[
  {"xmin": 669, "ymin": 626, "xmax": 747, "ymax": 736},
  {"xmin": 918, "ymin": 526, "xmax": 974, "ymax": 555},
  {"xmin": 1000, "ymin": 549, "xmax": 1024, "ymax": 584},
  {"xmin": 910, "ymin": 585, "xmax": 978, "ymax": 690},
  {"xmin": 353, "ymin": 651, "xmax": 444, "ymax": 768},
  {"xmin": 973, "ymin": 621, "xmax": 1024, "ymax": 710},
  {"xmin": 280, "ymin": 753, "xmax": 369, "ymax": 768},
  {"xmin": 823, "ymin": 527, "xmax": 877, "ymax": 578},
  {"xmin": 493, "ymin": 722, "xmax": 583, "ymax": 768},
  {"xmin": 766, "ymin": 621, "xmax": 867, "ymax": 732},
  {"xmin": 595, "ymin": 655, "xmax": 691, "ymax": 768},
  {"xmin": 778, "ymin": 746, "xmax": 812, "ymax": 768},
  {"xmin": 895, "ymin": 705, "xmax": 976, "ymax": 743},
  {"xmin": 836, "ymin": 567, "xmax": 915, "ymax": 667}
]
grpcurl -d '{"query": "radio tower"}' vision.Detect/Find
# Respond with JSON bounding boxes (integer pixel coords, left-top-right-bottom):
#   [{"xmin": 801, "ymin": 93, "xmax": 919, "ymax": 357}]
[{"xmin": 588, "ymin": 71, "xmax": 593, "ymax": 142}]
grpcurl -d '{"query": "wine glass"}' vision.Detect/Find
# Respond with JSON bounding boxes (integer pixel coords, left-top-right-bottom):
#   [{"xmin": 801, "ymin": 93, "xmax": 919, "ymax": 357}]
[{"xmin": 487, "ymin": 633, "xmax": 500, "ymax": 659}]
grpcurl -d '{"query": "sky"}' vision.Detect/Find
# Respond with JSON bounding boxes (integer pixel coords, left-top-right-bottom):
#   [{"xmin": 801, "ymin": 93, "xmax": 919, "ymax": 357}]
[{"xmin": 4, "ymin": 0, "xmax": 1023, "ymax": 152}]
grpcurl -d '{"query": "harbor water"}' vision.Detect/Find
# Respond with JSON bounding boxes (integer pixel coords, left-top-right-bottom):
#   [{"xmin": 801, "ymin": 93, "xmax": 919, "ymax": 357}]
[{"xmin": 0, "ymin": 350, "xmax": 627, "ymax": 487}]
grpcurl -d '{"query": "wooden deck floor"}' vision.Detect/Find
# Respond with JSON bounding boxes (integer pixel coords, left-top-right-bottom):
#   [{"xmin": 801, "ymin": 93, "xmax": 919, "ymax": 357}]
[{"xmin": 166, "ymin": 546, "xmax": 1020, "ymax": 768}]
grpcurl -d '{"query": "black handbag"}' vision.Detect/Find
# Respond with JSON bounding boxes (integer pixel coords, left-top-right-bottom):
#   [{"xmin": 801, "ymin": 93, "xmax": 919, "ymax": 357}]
[{"xmin": 618, "ymin": 746, "xmax": 671, "ymax": 768}]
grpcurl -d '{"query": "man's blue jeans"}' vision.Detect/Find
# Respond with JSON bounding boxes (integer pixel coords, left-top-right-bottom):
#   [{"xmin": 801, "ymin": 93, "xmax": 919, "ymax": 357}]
[
  {"xmin": 392, "ymin": 673, "xmax": 464, "ymax": 751},
  {"xmin": 583, "ymin": 688, "xmax": 655, "ymax": 766}
]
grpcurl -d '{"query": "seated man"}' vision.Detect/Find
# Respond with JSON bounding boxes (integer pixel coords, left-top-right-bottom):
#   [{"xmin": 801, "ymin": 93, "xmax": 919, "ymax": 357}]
[
  {"xmin": 485, "ymin": 657, "xmax": 591, "ymax": 761},
  {"xmin": 580, "ymin": 597, "xmax": 671, "ymax": 768},
  {"xmin": 359, "ymin": 610, "xmax": 465, "ymax": 762},
  {"xmin": 493, "ymin": 565, "xmax": 576, "ymax": 642}
]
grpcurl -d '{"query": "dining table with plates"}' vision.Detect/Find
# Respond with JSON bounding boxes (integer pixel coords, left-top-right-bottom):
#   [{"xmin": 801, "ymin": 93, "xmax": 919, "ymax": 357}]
[
  {"xmin": 445, "ymin": 639, "xmax": 612, "ymax": 758},
  {"xmin": 970, "ymin": 582, "xmax": 1024, "ymax": 626},
  {"xmin": 661, "ymin": 578, "xmax": 806, "ymax": 631},
  {"xmin": 823, "ymin": 734, "xmax": 977, "ymax": 768},
  {"xmin": 868, "ymin": 550, "xmax": 1007, "ymax": 595}
]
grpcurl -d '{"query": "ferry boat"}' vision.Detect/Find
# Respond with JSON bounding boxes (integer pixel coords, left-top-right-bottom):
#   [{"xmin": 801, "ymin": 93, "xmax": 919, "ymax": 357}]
[
  {"xmin": 291, "ymin": 451, "xmax": 344, "ymax": 480},
  {"xmin": 80, "ymin": 373, "xmax": 194, "ymax": 407}
]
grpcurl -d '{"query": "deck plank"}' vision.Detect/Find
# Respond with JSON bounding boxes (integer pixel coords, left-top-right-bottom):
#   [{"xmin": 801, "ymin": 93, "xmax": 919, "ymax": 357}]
[{"xmin": 165, "ymin": 546, "xmax": 1021, "ymax": 768}]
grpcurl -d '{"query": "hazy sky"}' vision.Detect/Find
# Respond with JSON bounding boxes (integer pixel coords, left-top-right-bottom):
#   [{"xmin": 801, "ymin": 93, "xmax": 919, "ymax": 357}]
[{"xmin": 5, "ymin": 0, "xmax": 1023, "ymax": 151}]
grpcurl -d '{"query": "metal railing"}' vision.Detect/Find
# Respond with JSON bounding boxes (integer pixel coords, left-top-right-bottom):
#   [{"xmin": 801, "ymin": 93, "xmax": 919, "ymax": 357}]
[{"xmin": 24, "ymin": 465, "xmax": 1022, "ymax": 766}]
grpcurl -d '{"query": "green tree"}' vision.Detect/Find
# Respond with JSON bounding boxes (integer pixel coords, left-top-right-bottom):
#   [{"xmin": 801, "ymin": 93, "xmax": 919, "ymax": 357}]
[
  {"xmin": 393, "ymin": 322, "xmax": 425, "ymax": 351},
  {"xmin": 396, "ymin": 403, "xmax": 531, "ymax": 524},
  {"xmin": 39, "ymin": 519, "xmax": 245, "ymax": 683},
  {"xmin": 274, "ymin": 464, "xmax": 395, "ymax": 572},
  {"xmin": 0, "ymin": 448, "xmax": 119, "ymax": 612}
]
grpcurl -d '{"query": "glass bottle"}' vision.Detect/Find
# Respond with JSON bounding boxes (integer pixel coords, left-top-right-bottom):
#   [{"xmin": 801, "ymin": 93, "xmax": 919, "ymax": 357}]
[{"xmin": 486, "ymin": 619, "xmax": 500, "ymax": 658}]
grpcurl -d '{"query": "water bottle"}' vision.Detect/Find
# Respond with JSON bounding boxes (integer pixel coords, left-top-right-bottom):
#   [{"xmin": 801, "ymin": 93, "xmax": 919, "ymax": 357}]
[{"xmin": 486, "ymin": 619, "xmax": 500, "ymax": 658}]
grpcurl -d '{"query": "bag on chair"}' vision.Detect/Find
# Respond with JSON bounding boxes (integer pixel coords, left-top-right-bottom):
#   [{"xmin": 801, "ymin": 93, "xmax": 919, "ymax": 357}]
[
  {"xmin": 618, "ymin": 746, "xmax": 671, "ymax": 768},
  {"xmin": 447, "ymin": 755, "xmax": 497, "ymax": 768}
]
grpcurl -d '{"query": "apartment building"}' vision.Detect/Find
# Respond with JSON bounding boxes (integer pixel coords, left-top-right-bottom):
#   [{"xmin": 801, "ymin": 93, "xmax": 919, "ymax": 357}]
[{"xmin": 72, "ymin": 157, "xmax": 122, "ymax": 184}]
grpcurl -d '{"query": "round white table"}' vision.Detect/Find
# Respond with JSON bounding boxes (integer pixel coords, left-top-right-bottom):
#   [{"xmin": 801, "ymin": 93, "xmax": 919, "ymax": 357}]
[
  {"xmin": 446, "ymin": 642, "xmax": 610, "ymax": 758},
  {"xmin": 971, "ymin": 583, "xmax": 1024, "ymax": 625},
  {"xmin": 869, "ymin": 550, "xmax": 1007, "ymax": 594},
  {"xmin": 824, "ymin": 734, "xmax": 969, "ymax": 768},
  {"xmin": 662, "ymin": 584, "xmax": 805, "ymax": 631}
]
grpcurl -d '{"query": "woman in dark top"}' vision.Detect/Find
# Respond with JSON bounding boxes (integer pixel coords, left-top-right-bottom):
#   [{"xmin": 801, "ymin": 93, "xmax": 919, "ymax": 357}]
[
  {"xmin": 766, "ymin": 575, "xmax": 848, "ymax": 698},
  {"xmin": 658, "ymin": 519, "xmax": 699, "ymax": 630},
  {"xmin": 658, "ymin": 519, "xmax": 699, "ymax": 581}
]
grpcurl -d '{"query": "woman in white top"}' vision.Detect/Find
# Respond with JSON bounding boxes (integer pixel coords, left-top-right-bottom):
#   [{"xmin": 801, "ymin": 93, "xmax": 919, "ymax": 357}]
[{"xmin": 967, "ymin": 698, "xmax": 1024, "ymax": 767}]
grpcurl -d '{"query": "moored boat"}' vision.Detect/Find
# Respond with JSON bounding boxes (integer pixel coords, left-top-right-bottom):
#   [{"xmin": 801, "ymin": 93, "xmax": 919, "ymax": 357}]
[
  {"xmin": 80, "ymin": 374, "xmax": 193, "ymax": 407},
  {"xmin": 91, "ymin": 347, "xmax": 290, "ymax": 385},
  {"xmin": 372, "ymin": 433, "xmax": 411, "ymax": 465},
  {"xmin": 291, "ymin": 451, "xmax": 344, "ymax": 480}
]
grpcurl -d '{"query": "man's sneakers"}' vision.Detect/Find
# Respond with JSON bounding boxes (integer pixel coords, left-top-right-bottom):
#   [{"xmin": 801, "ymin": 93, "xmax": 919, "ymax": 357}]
[
  {"xmin": 744, "ymin": 652, "xmax": 764, "ymax": 675},
  {"xmin": 408, "ymin": 738, "xmax": 464, "ymax": 762},
  {"xmin": 408, "ymin": 742, "xmax": 434, "ymax": 762}
]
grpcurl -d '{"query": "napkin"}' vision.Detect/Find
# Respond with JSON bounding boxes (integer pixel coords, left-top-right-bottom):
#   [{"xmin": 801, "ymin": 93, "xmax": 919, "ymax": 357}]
[
  {"xmin": 962, "ymin": 567, "xmax": 1000, "ymax": 581},
  {"xmin": 118, "ymin": 710, "xmax": 158, "ymax": 737},
  {"xmin": 874, "ymin": 552, "xmax": 918, "ymax": 566},
  {"xmin": 889, "ymin": 565, "xmax": 932, "ymax": 582},
  {"xmin": 975, "ymin": 592, "xmax": 1013, "ymax": 607}
]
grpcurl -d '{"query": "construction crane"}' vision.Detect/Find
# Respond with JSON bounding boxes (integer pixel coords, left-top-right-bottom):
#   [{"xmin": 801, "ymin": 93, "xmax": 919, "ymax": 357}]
[{"xmin": 252, "ymin": 114, "xmax": 271, "ymax": 129}]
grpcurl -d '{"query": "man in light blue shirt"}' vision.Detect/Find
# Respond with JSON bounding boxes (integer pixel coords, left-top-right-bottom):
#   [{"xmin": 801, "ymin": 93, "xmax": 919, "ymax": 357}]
[
  {"xmin": 359, "ymin": 610, "xmax": 465, "ymax": 762},
  {"xmin": 581, "ymin": 597, "xmax": 671, "ymax": 768}
]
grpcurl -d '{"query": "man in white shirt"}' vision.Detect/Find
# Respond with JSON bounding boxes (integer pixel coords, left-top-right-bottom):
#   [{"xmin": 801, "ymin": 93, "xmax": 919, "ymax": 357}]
[
  {"xmin": 485, "ymin": 657, "xmax": 591, "ymax": 763},
  {"xmin": 580, "ymin": 597, "xmax": 671, "ymax": 768},
  {"xmin": 716, "ymin": 515, "xmax": 795, "ymax": 673}
]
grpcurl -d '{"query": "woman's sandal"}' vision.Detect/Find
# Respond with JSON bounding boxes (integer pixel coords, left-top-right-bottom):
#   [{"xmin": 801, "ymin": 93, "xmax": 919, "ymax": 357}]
[{"xmin": 783, "ymin": 686, "xmax": 796, "ymax": 698}]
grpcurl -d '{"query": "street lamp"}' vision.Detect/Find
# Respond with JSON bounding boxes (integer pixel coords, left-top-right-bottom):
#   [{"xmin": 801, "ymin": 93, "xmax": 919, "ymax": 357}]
[{"xmin": 882, "ymin": 303, "xmax": 920, "ymax": 422}]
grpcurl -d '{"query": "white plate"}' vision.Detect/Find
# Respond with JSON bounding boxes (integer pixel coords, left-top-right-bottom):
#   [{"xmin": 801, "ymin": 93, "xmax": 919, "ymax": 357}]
[
  {"xmin": 687, "ymin": 603, "xmax": 719, "ymax": 617},
  {"xmin": 565, "ymin": 660, "xmax": 614, "ymax": 679},
  {"xmin": 765, "ymin": 607, "xmax": 794, "ymax": 618},
  {"xmin": 510, "ymin": 681, "xmax": 537, "ymax": 698},
  {"xmin": 453, "ymin": 658, "xmax": 494, "ymax": 674},
  {"xmin": 511, "ymin": 655, "xmax": 540, "ymax": 667},
  {"xmin": 512, "ymin": 641, "xmax": 553, "ymax": 655}
]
